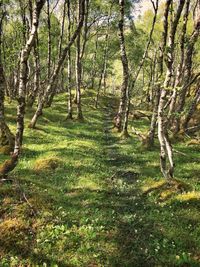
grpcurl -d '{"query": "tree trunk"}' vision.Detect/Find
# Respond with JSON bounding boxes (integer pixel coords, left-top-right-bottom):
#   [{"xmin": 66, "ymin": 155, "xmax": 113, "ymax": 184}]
[
  {"xmin": 0, "ymin": 0, "xmax": 45, "ymax": 177},
  {"xmin": 147, "ymin": 86, "xmax": 160, "ymax": 147},
  {"xmin": 114, "ymin": 0, "xmax": 129, "ymax": 132},
  {"xmin": 29, "ymin": 0, "xmax": 85, "ymax": 128},
  {"xmin": 168, "ymin": 0, "xmax": 190, "ymax": 121},
  {"xmin": 76, "ymin": 27, "xmax": 83, "ymax": 121},
  {"xmin": 46, "ymin": 0, "xmax": 67, "ymax": 107},
  {"xmin": 90, "ymin": 33, "xmax": 98, "ymax": 89},
  {"xmin": 0, "ymin": 9, "xmax": 15, "ymax": 153},
  {"xmin": 175, "ymin": 9, "xmax": 200, "ymax": 133},
  {"xmin": 27, "ymin": 34, "xmax": 40, "ymax": 107},
  {"xmin": 157, "ymin": 0, "xmax": 185, "ymax": 179},
  {"xmin": 47, "ymin": 0, "xmax": 51, "ymax": 80},
  {"xmin": 66, "ymin": 0, "xmax": 73, "ymax": 120},
  {"xmin": 122, "ymin": 0, "xmax": 159, "ymax": 138}
]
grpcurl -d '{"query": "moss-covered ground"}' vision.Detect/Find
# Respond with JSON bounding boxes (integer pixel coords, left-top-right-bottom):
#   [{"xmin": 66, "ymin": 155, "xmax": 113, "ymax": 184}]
[{"xmin": 0, "ymin": 91, "xmax": 200, "ymax": 266}]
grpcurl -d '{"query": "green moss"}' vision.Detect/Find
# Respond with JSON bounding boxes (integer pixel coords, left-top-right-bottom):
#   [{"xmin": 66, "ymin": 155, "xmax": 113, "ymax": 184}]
[{"xmin": 0, "ymin": 92, "xmax": 200, "ymax": 266}]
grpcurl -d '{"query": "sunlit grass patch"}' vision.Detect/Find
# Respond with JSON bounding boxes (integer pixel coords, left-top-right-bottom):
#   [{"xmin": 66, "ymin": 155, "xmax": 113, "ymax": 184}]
[
  {"xmin": 141, "ymin": 178, "xmax": 166, "ymax": 194},
  {"xmin": 175, "ymin": 191, "xmax": 200, "ymax": 202}
]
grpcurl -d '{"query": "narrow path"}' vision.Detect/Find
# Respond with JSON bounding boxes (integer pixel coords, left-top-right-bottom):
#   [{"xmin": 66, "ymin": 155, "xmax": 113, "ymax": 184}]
[
  {"xmin": 97, "ymin": 98, "xmax": 148, "ymax": 266},
  {"xmin": 101, "ymin": 98, "xmax": 140, "ymax": 191}
]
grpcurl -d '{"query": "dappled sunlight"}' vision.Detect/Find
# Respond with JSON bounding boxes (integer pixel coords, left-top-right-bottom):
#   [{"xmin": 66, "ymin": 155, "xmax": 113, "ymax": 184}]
[{"xmin": 1, "ymin": 94, "xmax": 200, "ymax": 266}]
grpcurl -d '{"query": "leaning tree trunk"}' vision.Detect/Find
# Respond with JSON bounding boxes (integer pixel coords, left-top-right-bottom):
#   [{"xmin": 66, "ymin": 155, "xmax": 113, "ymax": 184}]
[
  {"xmin": 46, "ymin": 0, "xmax": 67, "ymax": 107},
  {"xmin": 29, "ymin": 0, "xmax": 85, "ymax": 129},
  {"xmin": 114, "ymin": 0, "xmax": 129, "ymax": 132},
  {"xmin": 0, "ymin": 0, "xmax": 45, "ymax": 177}
]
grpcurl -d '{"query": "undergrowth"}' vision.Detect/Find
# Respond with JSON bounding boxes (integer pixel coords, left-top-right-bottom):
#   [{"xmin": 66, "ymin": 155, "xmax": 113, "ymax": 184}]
[{"xmin": 0, "ymin": 91, "xmax": 200, "ymax": 266}]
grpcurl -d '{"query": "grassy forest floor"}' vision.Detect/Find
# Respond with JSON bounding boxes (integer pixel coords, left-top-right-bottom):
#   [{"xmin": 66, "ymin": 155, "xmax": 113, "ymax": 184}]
[{"xmin": 0, "ymin": 91, "xmax": 200, "ymax": 266}]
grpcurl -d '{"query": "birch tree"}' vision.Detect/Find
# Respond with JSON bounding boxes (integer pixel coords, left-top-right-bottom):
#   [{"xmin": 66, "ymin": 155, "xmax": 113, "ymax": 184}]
[
  {"xmin": 0, "ymin": 0, "xmax": 45, "ymax": 177},
  {"xmin": 29, "ymin": 0, "xmax": 85, "ymax": 129}
]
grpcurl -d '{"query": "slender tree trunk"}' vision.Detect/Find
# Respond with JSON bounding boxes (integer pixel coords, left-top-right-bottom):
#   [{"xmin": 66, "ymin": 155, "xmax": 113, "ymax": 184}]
[
  {"xmin": 29, "ymin": 0, "xmax": 85, "ymax": 128},
  {"xmin": 122, "ymin": 0, "xmax": 159, "ymax": 138},
  {"xmin": 114, "ymin": 0, "xmax": 129, "ymax": 132},
  {"xmin": 27, "ymin": 34, "xmax": 40, "ymax": 107},
  {"xmin": 14, "ymin": 0, "xmax": 45, "ymax": 154},
  {"xmin": 157, "ymin": 0, "xmax": 185, "ymax": 179},
  {"xmin": 90, "ymin": 33, "xmax": 98, "ymax": 89},
  {"xmin": 76, "ymin": 0, "xmax": 86, "ymax": 121},
  {"xmin": 95, "ymin": 7, "xmax": 112, "ymax": 107},
  {"xmin": 95, "ymin": 71, "xmax": 103, "ymax": 108},
  {"xmin": 47, "ymin": 0, "xmax": 51, "ymax": 80},
  {"xmin": 168, "ymin": 0, "xmax": 190, "ymax": 121},
  {"xmin": 76, "ymin": 29, "xmax": 83, "ymax": 121},
  {"xmin": 101, "ymin": 14, "xmax": 111, "ymax": 93},
  {"xmin": 0, "ymin": 9, "xmax": 15, "ymax": 152},
  {"xmin": 147, "ymin": 86, "xmax": 160, "ymax": 147},
  {"xmin": 46, "ymin": 0, "xmax": 67, "ymax": 107},
  {"xmin": 175, "ymin": 9, "xmax": 200, "ymax": 133},
  {"xmin": 0, "ymin": 0, "xmax": 45, "ymax": 177},
  {"xmin": 66, "ymin": 0, "xmax": 73, "ymax": 120}
]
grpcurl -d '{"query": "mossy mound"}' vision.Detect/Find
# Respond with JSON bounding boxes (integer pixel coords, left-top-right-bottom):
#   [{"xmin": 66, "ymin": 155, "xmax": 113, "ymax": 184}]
[
  {"xmin": 142, "ymin": 178, "xmax": 192, "ymax": 202},
  {"xmin": 0, "ymin": 145, "xmax": 13, "ymax": 155},
  {"xmin": 158, "ymin": 179, "xmax": 192, "ymax": 202},
  {"xmin": 33, "ymin": 157, "xmax": 63, "ymax": 172},
  {"xmin": 0, "ymin": 218, "xmax": 32, "ymax": 254}
]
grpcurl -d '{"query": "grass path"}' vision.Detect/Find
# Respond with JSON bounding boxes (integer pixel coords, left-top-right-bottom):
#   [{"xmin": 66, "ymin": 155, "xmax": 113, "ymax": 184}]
[{"xmin": 0, "ymin": 93, "xmax": 200, "ymax": 266}]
